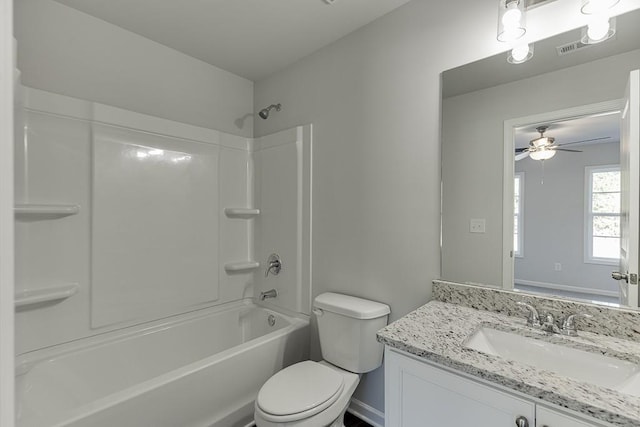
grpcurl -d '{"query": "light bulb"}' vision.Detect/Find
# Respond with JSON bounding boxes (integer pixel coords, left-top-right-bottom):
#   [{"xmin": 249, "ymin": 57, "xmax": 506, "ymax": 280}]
[
  {"xmin": 502, "ymin": 5, "xmax": 522, "ymax": 28},
  {"xmin": 511, "ymin": 44, "xmax": 530, "ymax": 62},
  {"xmin": 498, "ymin": 0, "xmax": 525, "ymax": 42},
  {"xmin": 587, "ymin": 17, "xmax": 610, "ymax": 41}
]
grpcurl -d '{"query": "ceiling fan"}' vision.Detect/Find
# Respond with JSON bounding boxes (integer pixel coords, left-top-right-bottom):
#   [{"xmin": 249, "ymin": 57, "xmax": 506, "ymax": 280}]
[{"xmin": 514, "ymin": 125, "xmax": 610, "ymax": 161}]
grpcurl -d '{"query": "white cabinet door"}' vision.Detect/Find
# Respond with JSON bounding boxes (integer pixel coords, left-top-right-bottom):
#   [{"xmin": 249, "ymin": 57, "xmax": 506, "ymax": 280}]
[
  {"xmin": 385, "ymin": 348, "xmax": 535, "ymax": 427},
  {"xmin": 537, "ymin": 406, "xmax": 603, "ymax": 427}
]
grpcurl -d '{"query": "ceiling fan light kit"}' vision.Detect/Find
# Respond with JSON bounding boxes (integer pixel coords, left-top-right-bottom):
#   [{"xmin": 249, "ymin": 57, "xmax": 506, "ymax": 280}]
[
  {"xmin": 516, "ymin": 125, "xmax": 590, "ymax": 162},
  {"xmin": 529, "ymin": 147, "xmax": 557, "ymax": 160}
]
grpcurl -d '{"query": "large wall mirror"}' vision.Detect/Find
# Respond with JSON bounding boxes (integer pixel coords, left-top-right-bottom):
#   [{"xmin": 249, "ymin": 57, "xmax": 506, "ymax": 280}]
[{"xmin": 441, "ymin": 8, "xmax": 640, "ymax": 308}]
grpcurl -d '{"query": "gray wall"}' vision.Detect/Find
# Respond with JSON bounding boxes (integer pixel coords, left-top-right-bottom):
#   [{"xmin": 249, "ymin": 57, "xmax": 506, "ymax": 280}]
[
  {"xmin": 515, "ymin": 142, "xmax": 620, "ymax": 294},
  {"xmin": 254, "ymin": 0, "xmax": 640, "ymax": 412},
  {"xmin": 253, "ymin": 0, "xmax": 519, "ymax": 413},
  {"xmin": 14, "ymin": 0, "xmax": 254, "ymax": 137},
  {"xmin": 442, "ymin": 49, "xmax": 640, "ymax": 288}
]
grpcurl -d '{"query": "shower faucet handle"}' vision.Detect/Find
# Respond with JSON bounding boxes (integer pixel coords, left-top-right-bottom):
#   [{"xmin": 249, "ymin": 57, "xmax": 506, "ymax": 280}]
[{"xmin": 265, "ymin": 253, "xmax": 282, "ymax": 277}]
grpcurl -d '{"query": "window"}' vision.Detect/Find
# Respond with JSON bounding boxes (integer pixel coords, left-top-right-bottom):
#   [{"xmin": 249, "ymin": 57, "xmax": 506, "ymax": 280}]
[
  {"xmin": 514, "ymin": 172, "xmax": 524, "ymax": 257},
  {"xmin": 585, "ymin": 165, "xmax": 621, "ymax": 264}
]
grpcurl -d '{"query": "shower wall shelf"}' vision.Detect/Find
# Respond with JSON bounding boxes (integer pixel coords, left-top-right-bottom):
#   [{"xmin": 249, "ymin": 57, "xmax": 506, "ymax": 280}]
[
  {"xmin": 224, "ymin": 208, "xmax": 260, "ymax": 218},
  {"xmin": 15, "ymin": 203, "xmax": 80, "ymax": 220},
  {"xmin": 224, "ymin": 261, "xmax": 260, "ymax": 272},
  {"xmin": 15, "ymin": 283, "xmax": 79, "ymax": 310}
]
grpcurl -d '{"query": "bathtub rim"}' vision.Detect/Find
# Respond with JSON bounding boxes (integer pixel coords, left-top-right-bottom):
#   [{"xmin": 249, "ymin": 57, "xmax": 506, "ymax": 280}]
[
  {"xmin": 16, "ymin": 298, "xmax": 309, "ymax": 376},
  {"xmin": 52, "ymin": 312, "xmax": 308, "ymax": 427},
  {"xmin": 17, "ymin": 298, "xmax": 310, "ymax": 427}
]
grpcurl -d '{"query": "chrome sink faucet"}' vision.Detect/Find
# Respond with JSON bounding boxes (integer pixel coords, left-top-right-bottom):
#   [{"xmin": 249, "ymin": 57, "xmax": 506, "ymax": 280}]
[
  {"xmin": 516, "ymin": 302, "xmax": 541, "ymax": 328},
  {"xmin": 561, "ymin": 313, "xmax": 593, "ymax": 336},
  {"xmin": 519, "ymin": 302, "xmax": 558, "ymax": 333},
  {"xmin": 518, "ymin": 301, "xmax": 593, "ymax": 336},
  {"xmin": 540, "ymin": 312, "xmax": 561, "ymax": 334}
]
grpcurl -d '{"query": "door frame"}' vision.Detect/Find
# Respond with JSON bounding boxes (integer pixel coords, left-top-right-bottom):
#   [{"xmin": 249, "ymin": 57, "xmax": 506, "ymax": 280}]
[
  {"xmin": 0, "ymin": 0, "xmax": 14, "ymax": 425},
  {"xmin": 502, "ymin": 100, "xmax": 625, "ymax": 290}
]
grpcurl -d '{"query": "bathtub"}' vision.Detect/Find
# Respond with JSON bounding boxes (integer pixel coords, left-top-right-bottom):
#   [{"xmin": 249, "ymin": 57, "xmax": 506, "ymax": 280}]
[{"xmin": 16, "ymin": 301, "xmax": 309, "ymax": 427}]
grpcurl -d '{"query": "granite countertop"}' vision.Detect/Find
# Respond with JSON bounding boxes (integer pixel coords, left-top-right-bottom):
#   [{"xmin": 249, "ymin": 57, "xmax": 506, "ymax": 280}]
[{"xmin": 377, "ymin": 300, "xmax": 640, "ymax": 427}]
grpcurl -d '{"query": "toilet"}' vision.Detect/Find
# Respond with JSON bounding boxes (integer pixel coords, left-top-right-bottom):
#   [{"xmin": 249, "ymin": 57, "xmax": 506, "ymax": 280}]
[{"xmin": 254, "ymin": 292, "xmax": 391, "ymax": 427}]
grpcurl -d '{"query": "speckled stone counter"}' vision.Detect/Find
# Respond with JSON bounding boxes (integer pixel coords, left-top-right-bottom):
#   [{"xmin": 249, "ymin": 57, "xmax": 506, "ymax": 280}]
[{"xmin": 377, "ymin": 283, "xmax": 640, "ymax": 426}]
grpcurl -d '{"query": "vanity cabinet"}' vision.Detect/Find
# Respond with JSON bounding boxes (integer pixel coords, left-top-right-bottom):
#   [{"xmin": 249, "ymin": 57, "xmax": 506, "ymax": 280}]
[
  {"xmin": 536, "ymin": 406, "xmax": 601, "ymax": 427},
  {"xmin": 385, "ymin": 348, "xmax": 607, "ymax": 427}
]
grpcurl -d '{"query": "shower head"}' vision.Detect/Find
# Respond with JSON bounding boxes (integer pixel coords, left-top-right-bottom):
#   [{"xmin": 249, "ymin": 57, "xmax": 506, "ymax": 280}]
[{"xmin": 258, "ymin": 103, "xmax": 281, "ymax": 120}]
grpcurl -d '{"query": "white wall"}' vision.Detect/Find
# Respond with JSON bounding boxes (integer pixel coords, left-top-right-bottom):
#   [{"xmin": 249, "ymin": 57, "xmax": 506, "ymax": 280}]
[
  {"xmin": 254, "ymin": 0, "xmax": 640, "ymax": 415},
  {"xmin": 515, "ymin": 142, "xmax": 620, "ymax": 294},
  {"xmin": 442, "ymin": 49, "xmax": 640, "ymax": 287},
  {"xmin": 14, "ymin": 0, "xmax": 254, "ymax": 137},
  {"xmin": 253, "ymin": 0, "xmax": 497, "ymax": 414}
]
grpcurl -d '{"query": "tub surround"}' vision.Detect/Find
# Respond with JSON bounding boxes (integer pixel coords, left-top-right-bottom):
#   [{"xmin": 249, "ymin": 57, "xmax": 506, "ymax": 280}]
[
  {"xmin": 15, "ymin": 86, "xmax": 312, "ymax": 355},
  {"xmin": 377, "ymin": 281, "xmax": 640, "ymax": 427}
]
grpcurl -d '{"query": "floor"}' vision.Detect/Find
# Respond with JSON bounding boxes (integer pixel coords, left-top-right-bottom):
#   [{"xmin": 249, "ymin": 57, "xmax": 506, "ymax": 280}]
[{"xmin": 344, "ymin": 412, "xmax": 373, "ymax": 427}]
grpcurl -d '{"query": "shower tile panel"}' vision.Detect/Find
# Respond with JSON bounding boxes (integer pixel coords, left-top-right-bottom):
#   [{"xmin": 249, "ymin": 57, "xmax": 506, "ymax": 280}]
[{"xmin": 91, "ymin": 124, "xmax": 220, "ymax": 328}]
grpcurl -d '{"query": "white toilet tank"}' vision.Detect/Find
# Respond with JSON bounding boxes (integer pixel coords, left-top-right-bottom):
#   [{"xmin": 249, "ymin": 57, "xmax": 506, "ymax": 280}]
[{"xmin": 313, "ymin": 293, "xmax": 390, "ymax": 373}]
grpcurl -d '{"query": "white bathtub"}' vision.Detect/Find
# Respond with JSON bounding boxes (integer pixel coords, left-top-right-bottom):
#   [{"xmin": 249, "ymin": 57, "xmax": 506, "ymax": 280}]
[{"xmin": 16, "ymin": 301, "xmax": 309, "ymax": 427}]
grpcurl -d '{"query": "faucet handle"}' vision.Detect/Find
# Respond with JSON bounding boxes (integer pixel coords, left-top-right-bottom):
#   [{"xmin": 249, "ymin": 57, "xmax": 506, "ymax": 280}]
[
  {"xmin": 561, "ymin": 313, "xmax": 593, "ymax": 336},
  {"xmin": 265, "ymin": 253, "xmax": 282, "ymax": 277},
  {"xmin": 517, "ymin": 302, "xmax": 541, "ymax": 327}
]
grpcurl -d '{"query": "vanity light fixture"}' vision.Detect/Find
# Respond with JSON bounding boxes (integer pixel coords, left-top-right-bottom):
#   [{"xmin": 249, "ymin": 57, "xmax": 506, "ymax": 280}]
[
  {"xmin": 580, "ymin": 0, "xmax": 620, "ymax": 15},
  {"xmin": 507, "ymin": 43, "xmax": 534, "ymax": 64},
  {"xmin": 582, "ymin": 16, "xmax": 616, "ymax": 44},
  {"xmin": 580, "ymin": 0, "xmax": 618, "ymax": 44},
  {"xmin": 497, "ymin": 0, "xmax": 527, "ymax": 42}
]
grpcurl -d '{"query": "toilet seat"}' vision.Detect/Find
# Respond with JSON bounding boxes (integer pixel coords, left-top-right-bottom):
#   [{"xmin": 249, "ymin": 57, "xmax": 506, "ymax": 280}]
[{"xmin": 256, "ymin": 361, "xmax": 344, "ymax": 422}]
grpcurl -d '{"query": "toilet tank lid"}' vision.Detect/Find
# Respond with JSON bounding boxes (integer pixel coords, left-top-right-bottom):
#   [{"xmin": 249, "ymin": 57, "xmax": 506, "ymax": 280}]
[{"xmin": 313, "ymin": 293, "xmax": 390, "ymax": 319}]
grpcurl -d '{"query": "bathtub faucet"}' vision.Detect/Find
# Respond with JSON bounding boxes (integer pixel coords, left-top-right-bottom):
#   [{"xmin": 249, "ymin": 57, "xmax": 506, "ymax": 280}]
[{"xmin": 260, "ymin": 289, "xmax": 278, "ymax": 301}]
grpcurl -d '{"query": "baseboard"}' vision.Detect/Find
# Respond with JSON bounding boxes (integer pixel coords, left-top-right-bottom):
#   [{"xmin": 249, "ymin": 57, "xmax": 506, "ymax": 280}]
[
  {"xmin": 348, "ymin": 398, "xmax": 385, "ymax": 427},
  {"xmin": 515, "ymin": 279, "xmax": 619, "ymax": 298}
]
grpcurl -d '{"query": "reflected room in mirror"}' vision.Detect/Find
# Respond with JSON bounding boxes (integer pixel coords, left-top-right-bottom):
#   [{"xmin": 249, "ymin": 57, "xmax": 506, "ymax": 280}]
[{"xmin": 440, "ymin": 8, "xmax": 640, "ymax": 308}]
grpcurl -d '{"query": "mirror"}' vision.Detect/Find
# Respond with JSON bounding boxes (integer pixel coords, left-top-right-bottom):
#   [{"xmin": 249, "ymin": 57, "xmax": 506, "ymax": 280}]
[{"xmin": 441, "ymin": 8, "xmax": 640, "ymax": 307}]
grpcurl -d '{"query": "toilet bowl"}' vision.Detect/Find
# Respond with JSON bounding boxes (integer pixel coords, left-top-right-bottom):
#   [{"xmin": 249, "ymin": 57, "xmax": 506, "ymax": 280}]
[
  {"xmin": 254, "ymin": 293, "xmax": 390, "ymax": 427},
  {"xmin": 254, "ymin": 361, "xmax": 359, "ymax": 427}
]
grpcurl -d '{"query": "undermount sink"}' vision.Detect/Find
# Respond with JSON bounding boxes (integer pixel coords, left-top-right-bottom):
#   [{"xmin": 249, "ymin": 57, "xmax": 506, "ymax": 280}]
[{"xmin": 465, "ymin": 326, "xmax": 640, "ymax": 397}]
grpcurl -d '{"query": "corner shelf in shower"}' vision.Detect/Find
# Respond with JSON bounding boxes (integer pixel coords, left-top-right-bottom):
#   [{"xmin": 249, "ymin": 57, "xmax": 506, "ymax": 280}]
[
  {"xmin": 224, "ymin": 261, "xmax": 260, "ymax": 273},
  {"xmin": 15, "ymin": 283, "xmax": 79, "ymax": 310},
  {"xmin": 14, "ymin": 203, "xmax": 80, "ymax": 220},
  {"xmin": 224, "ymin": 208, "xmax": 260, "ymax": 219}
]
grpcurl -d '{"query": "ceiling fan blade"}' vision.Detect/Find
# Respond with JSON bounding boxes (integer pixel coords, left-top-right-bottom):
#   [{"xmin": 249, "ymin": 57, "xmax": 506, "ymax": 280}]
[
  {"xmin": 515, "ymin": 147, "xmax": 529, "ymax": 153},
  {"xmin": 515, "ymin": 152, "xmax": 530, "ymax": 161},
  {"xmin": 554, "ymin": 148, "xmax": 582, "ymax": 152},
  {"xmin": 556, "ymin": 136, "xmax": 611, "ymax": 147}
]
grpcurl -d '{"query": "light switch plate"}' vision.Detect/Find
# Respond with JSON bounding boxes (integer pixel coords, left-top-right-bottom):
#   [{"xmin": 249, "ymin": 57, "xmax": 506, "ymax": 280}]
[{"xmin": 470, "ymin": 218, "xmax": 486, "ymax": 233}]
